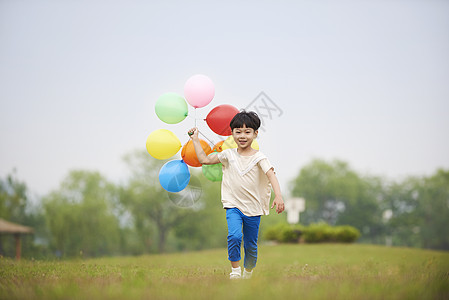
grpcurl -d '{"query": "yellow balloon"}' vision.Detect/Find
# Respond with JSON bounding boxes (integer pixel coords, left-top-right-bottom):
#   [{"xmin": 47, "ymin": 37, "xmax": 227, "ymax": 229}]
[
  {"xmin": 146, "ymin": 129, "xmax": 181, "ymax": 160},
  {"xmin": 221, "ymin": 136, "xmax": 259, "ymax": 150}
]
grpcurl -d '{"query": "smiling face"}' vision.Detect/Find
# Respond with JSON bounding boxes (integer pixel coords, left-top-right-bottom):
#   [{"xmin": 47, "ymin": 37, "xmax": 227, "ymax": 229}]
[{"xmin": 232, "ymin": 124, "xmax": 258, "ymax": 150}]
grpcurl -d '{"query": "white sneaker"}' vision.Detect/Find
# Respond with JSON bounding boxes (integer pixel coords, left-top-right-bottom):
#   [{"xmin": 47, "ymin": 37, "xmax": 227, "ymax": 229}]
[
  {"xmin": 242, "ymin": 269, "xmax": 253, "ymax": 279},
  {"xmin": 229, "ymin": 267, "xmax": 242, "ymax": 280}
]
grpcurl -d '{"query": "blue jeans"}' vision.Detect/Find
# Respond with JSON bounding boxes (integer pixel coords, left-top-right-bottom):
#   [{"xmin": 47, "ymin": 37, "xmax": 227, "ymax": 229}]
[{"xmin": 226, "ymin": 208, "xmax": 261, "ymax": 270}]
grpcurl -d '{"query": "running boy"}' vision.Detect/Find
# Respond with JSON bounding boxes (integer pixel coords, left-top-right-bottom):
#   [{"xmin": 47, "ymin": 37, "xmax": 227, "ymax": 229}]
[{"xmin": 188, "ymin": 110, "xmax": 284, "ymax": 279}]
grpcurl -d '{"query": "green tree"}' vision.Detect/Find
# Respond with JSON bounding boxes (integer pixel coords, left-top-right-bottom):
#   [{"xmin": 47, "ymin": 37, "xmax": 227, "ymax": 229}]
[
  {"xmin": 417, "ymin": 169, "xmax": 449, "ymax": 250},
  {"xmin": 171, "ymin": 169, "xmax": 227, "ymax": 251},
  {"xmin": 386, "ymin": 170, "xmax": 449, "ymax": 250},
  {"xmin": 120, "ymin": 150, "xmax": 186, "ymax": 253},
  {"xmin": 43, "ymin": 170, "xmax": 121, "ymax": 257},
  {"xmin": 120, "ymin": 150, "xmax": 227, "ymax": 253},
  {"xmin": 290, "ymin": 159, "xmax": 384, "ymax": 242},
  {"xmin": 382, "ymin": 177, "xmax": 422, "ymax": 248},
  {"xmin": 0, "ymin": 171, "xmax": 28, "ymax": 221},
  {"xmin": 0, "ymin": 171, "xmax": 46, "ymax": 258}
]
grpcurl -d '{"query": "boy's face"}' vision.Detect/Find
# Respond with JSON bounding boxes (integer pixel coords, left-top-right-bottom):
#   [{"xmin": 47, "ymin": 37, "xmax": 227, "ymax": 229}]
[{"xmin": 231, "ymin": 124, "xmax": 258, "ymax": 150}]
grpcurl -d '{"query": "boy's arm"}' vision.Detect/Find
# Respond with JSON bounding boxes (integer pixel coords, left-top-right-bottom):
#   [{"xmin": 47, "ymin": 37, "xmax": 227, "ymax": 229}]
[
  {"xmin": 266, "ymin": 168, "xmax": 284, "ymax": 214},
  {"xmin": 188, "ymin": 127, "xmax": 221, "ymax": 165}
]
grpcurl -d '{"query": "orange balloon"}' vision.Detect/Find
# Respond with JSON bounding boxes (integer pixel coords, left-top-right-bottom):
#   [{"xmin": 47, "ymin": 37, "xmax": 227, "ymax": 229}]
[
  {"xmin": 213, "ymin": 141, "xmax": 224, "ymax": 152},
  {"xmin": 181, "ymin": 139, "xmax": 212, "ymax": 167}
]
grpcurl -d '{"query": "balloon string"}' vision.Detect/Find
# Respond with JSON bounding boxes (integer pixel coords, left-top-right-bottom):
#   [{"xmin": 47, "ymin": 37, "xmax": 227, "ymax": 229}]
[
  {"xmin": 194, "ymin": 108, "xmax": 197, "ymax": 128},
  {"xmin": 198, "ymin": 129, "xmax": 214, "ymax": 145}
]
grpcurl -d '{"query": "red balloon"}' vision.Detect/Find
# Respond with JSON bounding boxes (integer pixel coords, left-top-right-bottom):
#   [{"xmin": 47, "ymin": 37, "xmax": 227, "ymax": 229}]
[{"xmin": 206, "ymin": 104, "xmax": 239, "ymax": 136}]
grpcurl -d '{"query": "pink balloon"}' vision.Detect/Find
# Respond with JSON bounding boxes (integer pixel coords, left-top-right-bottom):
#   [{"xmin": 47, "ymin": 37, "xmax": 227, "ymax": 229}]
[{"xmin": 184, "ymin": 74, "xmax": 215, "ymax": 108}]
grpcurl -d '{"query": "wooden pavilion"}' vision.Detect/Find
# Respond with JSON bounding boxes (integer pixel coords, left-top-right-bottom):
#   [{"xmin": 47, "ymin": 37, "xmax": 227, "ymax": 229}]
[{"xmin": 0, "ymin": 218, "xmax": 34, "ymax": 260}]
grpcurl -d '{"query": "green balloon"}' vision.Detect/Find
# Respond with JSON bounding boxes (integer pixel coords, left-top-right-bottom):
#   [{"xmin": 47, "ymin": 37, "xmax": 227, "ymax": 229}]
[
  {"xmin": 202, "ymin": 152, "xmax": 223, "ymax": 182},
  {"xmin": 155, "ymin": 92, "xmax": 188, "ymax": 124}
]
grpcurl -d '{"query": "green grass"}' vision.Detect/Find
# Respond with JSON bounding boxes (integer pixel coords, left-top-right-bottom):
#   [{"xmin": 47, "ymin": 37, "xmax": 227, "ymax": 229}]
[{"xmin": 1, "ymin": 244, "xmax": 448, "ymax": 299}]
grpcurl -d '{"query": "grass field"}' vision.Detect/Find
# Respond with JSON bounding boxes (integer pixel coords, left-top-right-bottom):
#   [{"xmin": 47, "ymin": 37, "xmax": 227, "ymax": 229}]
[{"xmin": 1, "ymin": 244, "xmax": 448, "ymax": 299}]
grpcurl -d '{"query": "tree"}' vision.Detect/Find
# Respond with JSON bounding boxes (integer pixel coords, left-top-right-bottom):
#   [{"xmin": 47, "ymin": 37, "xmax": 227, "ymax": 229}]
[
  {"xmin": 382, "ymin": 177, "xmax": 423, "ymax": 248},
  {"xmin": 120, "ymin": 150, "xmax": 227, "ymax": 253},
  {"xmin": 171, "ymin": 169, "xmax": 227, "ymax": 251},
  {"xmin": 386, "ymin": 170, "xmax": 449, "ymax": 250},
  {"xmin": 0, "ymin": 171, "xmax": 28, "ymax": 222},
  {"xmin": 0, "ymin": 171, "xmax": 46, "ymax": 258},
  {"xmin": 290, "ymin": 159, "xmax": 384, "ymax": 242},
  {"xmin": 43, "ymin": 170, "xmax": 121, "ymax": 257},
  {"xmin": 416, "ymin": 169, "xmax": 449, "ymax": 250},
  {"xmin": 120, "ymin": 150, "xmax": 187, "ymax": 253}
]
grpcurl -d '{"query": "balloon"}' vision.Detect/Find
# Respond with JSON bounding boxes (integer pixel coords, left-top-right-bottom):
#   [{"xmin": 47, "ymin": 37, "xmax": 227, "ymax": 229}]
[
  {"xmin": 205, "ymin": 104, "xmax": 239, "ymax": 136},
  {"xmin": 221, "ymin": 135, "xmax": 259, "ymax": 151},
  {"xmin": 202, "ymin": 152, "xmax": 223, "ymax": 182},
  {"xmin": 213, "ymin": 141, "xmax": 224, "ymax": 152},
  {"xmin": 181, "ymin": 139, "xmax": 212, "ymax": 167},
  {"xmin": 146, "ymin": 129, "xmax": 181, "ymax": 160},
  {"xmin": 155, "ymin": 92, "xmax": 188, "ymax": 124},
  {"xmin": 184, "ymin": 74, "xmax": 215, "ymax": 108},
  {"xmin": 159, "ymin": 160, "xmax": 190, "ymax": 192}
]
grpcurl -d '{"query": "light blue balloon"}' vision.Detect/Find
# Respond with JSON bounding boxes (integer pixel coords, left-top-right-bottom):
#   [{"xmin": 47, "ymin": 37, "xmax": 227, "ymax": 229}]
[{"xmin": 159, "ymin": 160, "xmax": 190, "ymax": 192}]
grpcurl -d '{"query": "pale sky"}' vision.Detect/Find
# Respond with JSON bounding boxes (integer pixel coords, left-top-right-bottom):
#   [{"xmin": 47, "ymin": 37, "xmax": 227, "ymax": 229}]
[{"xmin": 1, "ymin": 0, "xmax": 448, "ymax": 197}]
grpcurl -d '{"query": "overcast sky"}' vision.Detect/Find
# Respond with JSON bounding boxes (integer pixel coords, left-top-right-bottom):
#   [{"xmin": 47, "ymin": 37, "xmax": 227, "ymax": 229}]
[{"xmin": 1, "ymin": 0, "xmax": 448, "ymax": 197}]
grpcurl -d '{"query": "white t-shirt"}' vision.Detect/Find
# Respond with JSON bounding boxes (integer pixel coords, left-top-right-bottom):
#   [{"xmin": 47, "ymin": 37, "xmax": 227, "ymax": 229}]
[{"xmin": 217, "ymin": 148, "xmax": 274, "ymax": 216}]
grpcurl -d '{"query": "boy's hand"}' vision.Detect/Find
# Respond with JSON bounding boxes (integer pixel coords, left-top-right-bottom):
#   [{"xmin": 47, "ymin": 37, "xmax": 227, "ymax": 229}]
[
  {"xmin": 271, "ymin": 196, "xmax": 285, "ymax": 214},
  {"xmin": 188, "ymin": 127, "xmax": 199, "ymax": 140}
]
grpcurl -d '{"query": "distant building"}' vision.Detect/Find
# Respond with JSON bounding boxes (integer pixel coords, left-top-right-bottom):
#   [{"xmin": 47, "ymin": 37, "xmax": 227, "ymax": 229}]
[{"xmin": 0, "ymin": 218, "xmax": 34, "ymax": 260}]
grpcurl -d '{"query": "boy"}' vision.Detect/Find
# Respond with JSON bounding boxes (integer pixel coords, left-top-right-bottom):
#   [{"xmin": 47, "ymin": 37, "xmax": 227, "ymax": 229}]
[{"xmin": 188, "ymin": 110, "xmax": 284, "ymax": 280}]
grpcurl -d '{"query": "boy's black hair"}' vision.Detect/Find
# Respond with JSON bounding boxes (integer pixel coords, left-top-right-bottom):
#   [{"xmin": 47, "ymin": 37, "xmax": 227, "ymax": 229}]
[{"xmin": 230, "ymin": 110, "xmax": 261, "ymax": 131}]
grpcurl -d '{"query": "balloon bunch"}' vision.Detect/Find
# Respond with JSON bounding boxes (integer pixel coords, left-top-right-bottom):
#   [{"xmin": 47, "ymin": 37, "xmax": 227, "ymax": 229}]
[{"xmin": 146, "ymin": 74, "xmax": 258, "ymax": 193}]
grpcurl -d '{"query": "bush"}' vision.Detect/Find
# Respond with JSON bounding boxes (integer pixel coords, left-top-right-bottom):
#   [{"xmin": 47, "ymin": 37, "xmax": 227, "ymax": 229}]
[
  {"xmin": 302, "ymin": 223, "xmax": 334, "ymax": 243},
  {"xmin": 334, "ymin": 226, "xmax": 361, "ymax": 243},
  {"xmin": 279, "ymin": 225, "xmax": 304, "ymax": 243},
  {"xmin": 263, "ymin": 223, "xmax": 304, "ymax": 243},
  {"xmin": 263, "ymin": 223, "xmax": 285, "ymax": 241},
  {"xmin": 263, "ymin": 222, "xmax": 360, "ymax": 244}
]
